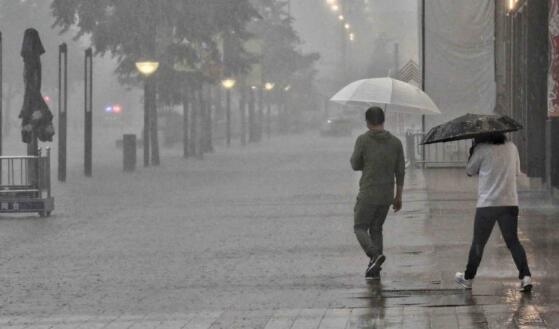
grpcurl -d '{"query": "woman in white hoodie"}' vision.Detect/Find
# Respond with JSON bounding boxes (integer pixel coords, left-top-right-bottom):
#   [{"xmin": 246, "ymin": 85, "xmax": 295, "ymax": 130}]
[{"xmin": 455, "ymin": 132, "xmax": 532, "ymax": 292}]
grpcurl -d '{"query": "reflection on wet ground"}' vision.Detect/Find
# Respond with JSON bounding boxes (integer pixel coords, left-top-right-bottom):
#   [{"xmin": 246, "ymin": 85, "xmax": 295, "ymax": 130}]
[{"xmin": 346, "ymin": 283, "xmax": 548, "ymax": 328}]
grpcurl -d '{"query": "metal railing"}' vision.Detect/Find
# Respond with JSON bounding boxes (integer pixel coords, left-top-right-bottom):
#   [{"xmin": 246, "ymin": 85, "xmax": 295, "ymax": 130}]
[
  {"xmin": 406, "ymin": 131, "xmax": 471, "ymax": 168},
  {"xmin": 0, "ymin": 148, "xmax": 51, "ymax": 198}
]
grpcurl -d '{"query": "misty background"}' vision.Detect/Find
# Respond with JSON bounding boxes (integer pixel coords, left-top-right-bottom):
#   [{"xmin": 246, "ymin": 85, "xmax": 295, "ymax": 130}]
[{"xmin": 0, "ymin": 0, "xmax": 419, "ymax": 168}]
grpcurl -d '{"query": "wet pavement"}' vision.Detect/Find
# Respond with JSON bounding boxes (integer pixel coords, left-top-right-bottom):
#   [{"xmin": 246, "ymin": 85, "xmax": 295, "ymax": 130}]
[{"xmin": 0, "ymin": 133, "xmax": 557, "ymax": 328}]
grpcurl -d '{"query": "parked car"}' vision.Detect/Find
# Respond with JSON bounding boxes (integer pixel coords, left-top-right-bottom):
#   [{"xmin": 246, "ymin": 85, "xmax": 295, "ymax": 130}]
[{"xmin": 320, "ymin": 117, "xmax": 353, "ymax": 137}]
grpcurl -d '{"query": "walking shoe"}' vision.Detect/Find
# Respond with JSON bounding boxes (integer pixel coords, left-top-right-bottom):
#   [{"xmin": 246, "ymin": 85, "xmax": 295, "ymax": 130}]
[
  {"xmin": 365, "ymin": 267, "xmax": 382, "ymax": 280},
  {"xmin": 366, "ymin": 255, "xmax": 386, "ymax": 278},
  {"xmin": 519, "ymin": 276, "xmax": 533, "ymax": 292},
  {"xmin": 455, "ymin": 272, "xmax": 473, "ymax": 289}
]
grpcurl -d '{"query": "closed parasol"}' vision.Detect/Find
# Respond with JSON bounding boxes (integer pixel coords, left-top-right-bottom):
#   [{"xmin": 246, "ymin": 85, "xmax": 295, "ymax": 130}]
[{"xmin": 19, "ymin": 28, "xmax": 54, "ymax": 147}]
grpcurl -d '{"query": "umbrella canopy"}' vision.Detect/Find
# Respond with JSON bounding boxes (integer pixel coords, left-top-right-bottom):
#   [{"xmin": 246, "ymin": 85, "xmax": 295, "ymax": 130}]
[
  {"xmin": 19, "ymin": 28, "xmax": 54, "ymax": 145},
  {"xmin": 330, "ymin": 77, "xmax": 441, "ymax": 115},
  {"xmin": 421, "ymin": 113, "xmax": 523, "ymax": 145}
]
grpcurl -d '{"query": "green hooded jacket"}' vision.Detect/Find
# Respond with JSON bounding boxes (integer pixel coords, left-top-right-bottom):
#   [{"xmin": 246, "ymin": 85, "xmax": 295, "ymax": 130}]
[{"xmin": 350, "ymin": 130, "xmax": 405, "ymax": 205}]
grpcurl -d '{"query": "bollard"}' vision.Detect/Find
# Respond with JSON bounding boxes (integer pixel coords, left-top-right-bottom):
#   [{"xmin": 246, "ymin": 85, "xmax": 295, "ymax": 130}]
[{"xmin": 123, "ymin": 134, "xmax": 137, "ymax": 172}]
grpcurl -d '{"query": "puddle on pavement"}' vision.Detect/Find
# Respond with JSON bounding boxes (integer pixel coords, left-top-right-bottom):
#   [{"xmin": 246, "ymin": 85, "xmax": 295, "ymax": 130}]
[{"xmin": 350, "ymin": 287, "xmax": 504, "ymax": 309}]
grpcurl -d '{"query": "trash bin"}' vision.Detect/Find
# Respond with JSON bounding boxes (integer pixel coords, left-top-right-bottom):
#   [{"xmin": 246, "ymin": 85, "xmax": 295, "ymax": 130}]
[{"xmin": 123, "ymin": 134, "xmax": 136, "ymax": 172}]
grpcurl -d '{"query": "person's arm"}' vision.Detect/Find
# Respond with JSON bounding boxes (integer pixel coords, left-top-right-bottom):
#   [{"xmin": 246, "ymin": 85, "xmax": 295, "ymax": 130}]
[
  {"xmin": 513, "ymin": 143, "xmax": 530, "ymax": 188},
  {"xmin": 393, "ymin": 185, "xmax": 403, "ymax": 212},
  {"xmin": 350, "ymin": 137, "xmax": 364, "ymax": 171},
  {"xmin": 393, "ymin": 141, "xmax": 405, "ymax": 212},
  {"xmin": 466, "ymin": 145, "xmax": 482, "ymax": 177},
  {"xmin": 515, "ymin": 144, "xmax": 522, "ymax": 177}
]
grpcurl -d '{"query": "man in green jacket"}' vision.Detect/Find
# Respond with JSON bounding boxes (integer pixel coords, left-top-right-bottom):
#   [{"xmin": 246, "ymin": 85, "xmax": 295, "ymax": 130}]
[{"xmin": 351, "ymin": 107, "xmax": 405, "ymax": 279}]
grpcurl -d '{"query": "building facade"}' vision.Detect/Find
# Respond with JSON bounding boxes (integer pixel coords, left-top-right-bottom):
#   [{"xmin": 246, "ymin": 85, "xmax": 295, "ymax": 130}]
[{"xmin": 495, "ymin": 0, "xmax": 559, "ymax": 188}]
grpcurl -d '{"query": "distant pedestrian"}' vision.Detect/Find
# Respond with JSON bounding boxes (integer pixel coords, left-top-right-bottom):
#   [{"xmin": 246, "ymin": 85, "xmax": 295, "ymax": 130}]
[
  {"xmin": 455, "ymin": 132, "xmax": 532, "ymax": 292},
  {"xmin": 351, "ymin": 107, "xmax": 405, "ymax": 280}
]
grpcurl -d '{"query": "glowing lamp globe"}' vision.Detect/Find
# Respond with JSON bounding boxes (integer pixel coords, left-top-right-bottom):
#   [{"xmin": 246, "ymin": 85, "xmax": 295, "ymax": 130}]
[
  {"xmin": 135, "ymin": 61, "xmax": 160, "ymax": 76},
  {"xmin": 264, "ymin": 82, "xmax": 275, "ymax": 91},
  {"xmin": 221, "ymin": 78, "xmax": 237, "ymax": 89}
]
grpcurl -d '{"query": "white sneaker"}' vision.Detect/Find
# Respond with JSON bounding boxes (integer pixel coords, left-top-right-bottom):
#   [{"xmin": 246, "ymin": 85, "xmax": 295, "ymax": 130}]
[
  {"xmin": 519, "ymin": 276, "xmax": 533, "ymax": 292},
  {"xmin": 455, "ymin": 272, "xmax": 473, "ymax": 289}
]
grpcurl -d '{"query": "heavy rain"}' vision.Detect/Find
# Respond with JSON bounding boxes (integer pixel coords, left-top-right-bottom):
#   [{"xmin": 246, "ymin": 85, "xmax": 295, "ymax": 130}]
[{"xmin": 0, "ymin": 0, "xmax": 558, "ymax": 328}]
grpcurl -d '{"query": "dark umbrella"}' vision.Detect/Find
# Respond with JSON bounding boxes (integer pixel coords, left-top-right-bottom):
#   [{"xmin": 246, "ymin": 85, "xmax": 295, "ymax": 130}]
[
  {"xmin": 421, "ymin": 113, "xmax": 523, "ymax": 145},
  {"xmin": 19, "ymin": 28, "xmax": 54, "ymax": 146}
]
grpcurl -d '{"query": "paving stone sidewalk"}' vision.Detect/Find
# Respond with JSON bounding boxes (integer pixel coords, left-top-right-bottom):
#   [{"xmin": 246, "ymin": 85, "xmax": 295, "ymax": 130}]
[{"xmin": 0, "ymin": 135, "xmax": 556, "ymax": 328}]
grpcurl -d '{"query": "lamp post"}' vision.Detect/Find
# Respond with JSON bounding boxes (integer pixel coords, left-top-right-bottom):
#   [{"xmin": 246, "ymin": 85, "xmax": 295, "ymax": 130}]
[
  {"xmin": 264, "ymin": 82, "xmax": 275, "ymax": 139},
  {"xmin": 222, "ymin": 78, "xmax": 236, "ymax": 147},
  {"xmin": 135, "ymin": 60, "xmax": 159, "ymax": 167},
  {"xmin": 0, "ymin": 31, "xmax": 2, "ymax": 156},
  {"xmin": 58, "ymin": 43, "xmax": 68, "ymax": 182},
  {"xmin": 249, "ymin": 85, "xmax": 257, "ymax": 142},
  {"xmin": 282, "ymin": 85, "xmax": 291, "ymax": 134},
  {"xmin": 84, "ymin": 48, "xmax": 93, "ymax": 177}
]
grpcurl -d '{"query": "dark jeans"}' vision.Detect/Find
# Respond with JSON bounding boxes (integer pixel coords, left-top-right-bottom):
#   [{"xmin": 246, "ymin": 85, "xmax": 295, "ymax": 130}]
[
  {"xmin": 465, "ymin": 206, "xmax": 531, "ymax": 280},
  {"xmin": 354, "ymin": 198, "xmax": 390, "ymax": 260}
]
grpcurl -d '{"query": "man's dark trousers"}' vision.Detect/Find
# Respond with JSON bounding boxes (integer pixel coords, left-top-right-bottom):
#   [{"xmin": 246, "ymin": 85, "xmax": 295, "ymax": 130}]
[
  {"xmin": 465, "ymin": 206, "xmax": 531, "ymax": 280},
  {"xmin": 354, "ymin": 198, "xmax": 390, "ymax": 260}
]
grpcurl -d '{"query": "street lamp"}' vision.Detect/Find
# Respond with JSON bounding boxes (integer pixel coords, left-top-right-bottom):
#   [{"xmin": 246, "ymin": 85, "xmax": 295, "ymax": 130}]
[
  {"xmin": 264, "ymin": 82, "xmax": 275, "ymax": 139},
  {"xmin": 135, "ymin": 61, "xmax": 160, "ymax": 76},
  {"xmin": 222, "ymin": 78, "xmax": 236, "ymax": 147},
  {"xmin": 508, "ymin": 0, "xmax": 519, "ymax": 11},
  {"xmin": 135, "ymin": 60, "xmax": 159, "ymax": 167},
  {"xmin": 222, "ymin": 78, "xmax": 236, "ymax": 90}
]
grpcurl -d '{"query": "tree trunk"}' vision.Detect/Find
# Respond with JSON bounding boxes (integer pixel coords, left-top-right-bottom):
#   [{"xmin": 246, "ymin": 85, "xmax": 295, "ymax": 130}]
[
  {"xmin": 214, "ymin": 85, "xmax": 222, "ymax": 144},
  {"xmin": 203, "ymin": 85, "xmax": 214, "ymax": 153},
  {"xmin": 257, "ymin": 88, "xmax": 264, "ymax": 142},
  {"xmin": 182, "ymin": 85, "xmax": 190, "ymax": 158},
  {"xmin": 196, "ymin": 88, "xmax": 204, "ymax": 159},
  {"xmin": 189, "ymin": 88, "xmax": 198, "ymax": 157},
  {"xmin": 248, "ymin": 87, "xmax": 256, "ymax": 142},
  {"xmin": 239, "ymin": 81, "xmax": 247, "ymax": 146}
]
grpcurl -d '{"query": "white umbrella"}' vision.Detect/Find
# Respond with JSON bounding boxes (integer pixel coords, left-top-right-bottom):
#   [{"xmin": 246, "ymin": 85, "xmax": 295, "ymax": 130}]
[{"xmin": 330, "ymin": 77, "xmax": 441, "ymax": 115}]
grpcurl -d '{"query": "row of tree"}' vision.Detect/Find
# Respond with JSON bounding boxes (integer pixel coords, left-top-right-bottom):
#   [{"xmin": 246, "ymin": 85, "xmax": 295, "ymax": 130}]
[{"xmin": 49, "ymin": 0, "xmax": 320, "ymax": 158}]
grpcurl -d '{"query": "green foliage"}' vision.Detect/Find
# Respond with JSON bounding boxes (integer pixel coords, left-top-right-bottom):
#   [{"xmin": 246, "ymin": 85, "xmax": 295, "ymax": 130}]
[
  {"xmin": 250, "ymin": 0, "xmax": 319, "ymax": 103},
  {"xmin": 50, "ymin": 1, "xmax": 259, "ymax": 84},
  {"xmin": 49, "ymin": 0, "xmax": 319, "ymax": 108}
]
